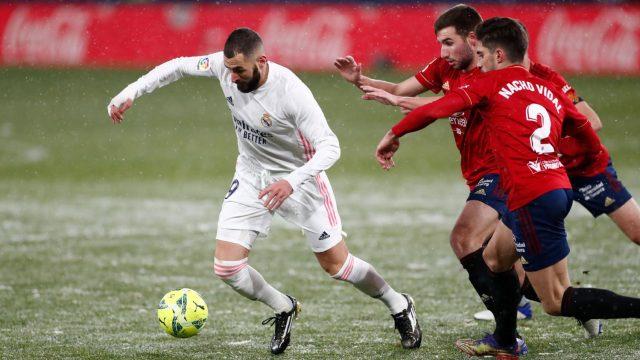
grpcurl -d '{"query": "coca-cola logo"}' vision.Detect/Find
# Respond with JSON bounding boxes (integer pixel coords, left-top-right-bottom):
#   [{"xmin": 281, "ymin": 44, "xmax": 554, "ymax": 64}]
[
  {"xmin": 536, "ymin": 9, "xmax": 640, "ymax": 73},
  {"xmin": 259, "ymin": 8, "xmax": 352, "ymax": 70},
  {"xmin": 2, "ymin": 6, "xmax": 90, "ymax": 65}
]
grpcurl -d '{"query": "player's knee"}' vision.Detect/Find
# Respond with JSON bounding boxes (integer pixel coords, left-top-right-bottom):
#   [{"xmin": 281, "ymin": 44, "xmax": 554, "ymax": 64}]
[
  {"xmin": 324, "ymin": 256, "xmax": 352, "ymax": 278},
  {"xmin": 540, "ymin": 299, "xmax": 562, "ymax": 316},
  {"xmin": 450, "ymin": 225, "xmax": 484, "ymax": 259},
  {"xmin": 321, "ymin": 261, "xmax": 342, "ymax": 276},
  {"xmin": 539, "ymin": 287, "xmax": 565, "ymax": 316},
  {"xmin": 213, "ymin": 257, "xmax": 248, "ymax": 281},
  {"xmin": 450, "ymin": 227, "xmax": 471, "ymax": 257},
  {"xmin": 316, "ymin": 242, "xmax": 350, "ymax": 276},
  {"xmin": 482, "ymin": 251, "xmax": 509, "ymax": 273},
  {"xmin": 629, "ymin": 231, "xmax": 640, "ymax": 245}
]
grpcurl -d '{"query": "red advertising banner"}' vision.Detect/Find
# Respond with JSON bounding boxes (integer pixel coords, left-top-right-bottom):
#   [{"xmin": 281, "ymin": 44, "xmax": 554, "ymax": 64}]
[{"xmin": 1, "ymin": 3, "xmax": 639, "ymax": 74}]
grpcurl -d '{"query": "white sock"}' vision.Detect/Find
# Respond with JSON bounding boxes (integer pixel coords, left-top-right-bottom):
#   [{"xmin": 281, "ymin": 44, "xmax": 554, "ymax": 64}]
[
  {"xmin": 214, "ymin": 258, "xmax": 293, "ymax": 313},
  {"xmin": 332, "ymin": 253, "xmax": 408, "ymax": 314}
]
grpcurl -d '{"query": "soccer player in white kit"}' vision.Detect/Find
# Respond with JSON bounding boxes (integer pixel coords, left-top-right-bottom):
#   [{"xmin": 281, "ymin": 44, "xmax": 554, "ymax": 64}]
[{"xmin": 108, "ymin": 28, "xmax": 421, "ymax": 354}]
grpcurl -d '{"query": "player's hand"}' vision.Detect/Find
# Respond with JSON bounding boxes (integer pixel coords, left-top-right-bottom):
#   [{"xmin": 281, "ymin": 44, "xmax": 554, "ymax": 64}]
[
  {"xmin": 400, "ymin": 106, "xmax": 412, "ymax": 114},
  {"xmin": 361, "ymin": 86, "xmax": 400, "ymax": 106},
  {"xmin": 259, "ymin": 179, "xmax": 293, "ymax": 211},
  {"xmin": 108, "ymin": 98, "xmax": 133, "ymax": 124},
  {"xmin": 334, "ymin": 55, "xmax": 362, "ymax": 85},
  {"xmin": 375, "ymin": 130, "xmax": 400, "ymax": 170}
]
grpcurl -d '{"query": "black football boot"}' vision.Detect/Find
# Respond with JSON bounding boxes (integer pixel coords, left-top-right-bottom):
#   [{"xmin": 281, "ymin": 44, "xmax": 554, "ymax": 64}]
[
  {"xmin": 261, "ymin": 295, "xmax": 301, "ymax": 355},
  {"xmin": 391, "ymin": 294, "xmax": 422, "ymax": 349}
]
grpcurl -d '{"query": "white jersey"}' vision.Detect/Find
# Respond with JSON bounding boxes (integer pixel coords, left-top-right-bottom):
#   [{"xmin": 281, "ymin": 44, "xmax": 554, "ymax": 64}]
[{"xmin": 108, "ymin": 52, "xmax": 340, "ymax": 190}]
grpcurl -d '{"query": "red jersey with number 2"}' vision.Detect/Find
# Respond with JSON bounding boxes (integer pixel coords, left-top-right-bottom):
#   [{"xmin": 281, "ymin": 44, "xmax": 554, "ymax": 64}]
[
  {"xmin": 451, "ymin": 65, "xmax": 587, "ymax": 210},
  {"xmin": 529, "ymin": 62, "xmax": 609, "ymax": 177},
  {"xmin": 415, "ymin": 57, "xmax": 498, "ymax": 188}
]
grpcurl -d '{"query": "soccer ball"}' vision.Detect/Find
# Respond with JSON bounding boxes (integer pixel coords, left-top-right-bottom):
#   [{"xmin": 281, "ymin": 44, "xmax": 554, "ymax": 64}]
[{"xmin": 157, "ymin": 288, "xmax": 208, "ymax": 338}]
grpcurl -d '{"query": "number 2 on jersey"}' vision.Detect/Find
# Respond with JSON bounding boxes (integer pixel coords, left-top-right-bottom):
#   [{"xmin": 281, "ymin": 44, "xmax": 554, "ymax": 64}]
[{"xmin": 525, "ymin": 103, "xmax": 555, "ymax": 154}]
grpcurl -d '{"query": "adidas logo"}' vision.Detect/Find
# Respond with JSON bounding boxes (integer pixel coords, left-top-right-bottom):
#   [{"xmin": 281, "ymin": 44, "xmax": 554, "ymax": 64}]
[
  {"xmin": 474, "ymin": 189, "xmax": 486, "ymax": 196},
  {"xmin": 318, "ymin": 231, "xmax": 330, "ymax": 241},
  {"xmin": 604, "ymin": 196, "xmax": 615, "ymax": 207}
]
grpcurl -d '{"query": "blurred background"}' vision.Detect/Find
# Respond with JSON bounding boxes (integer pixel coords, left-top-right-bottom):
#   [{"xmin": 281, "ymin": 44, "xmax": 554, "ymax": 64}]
[{"xmin": 2, "ymin": 1, "xmax": 639, "ymax": 359}]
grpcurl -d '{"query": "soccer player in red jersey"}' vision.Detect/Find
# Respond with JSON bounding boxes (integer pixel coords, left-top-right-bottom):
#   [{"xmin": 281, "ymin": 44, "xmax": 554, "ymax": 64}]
[
  {"xmin": 335, "ymin": 4, "xmax": 530, "ymax": 327},
  {"xmin": 376, "ymin": 17, "xmax": 640, "ymax": 357}
]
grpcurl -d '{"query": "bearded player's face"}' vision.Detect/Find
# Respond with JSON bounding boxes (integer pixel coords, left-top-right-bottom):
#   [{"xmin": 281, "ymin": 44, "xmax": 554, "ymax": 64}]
[
  {"xmin": 224, "ymin": 53, "xmax": 262, "ymax": 93},
  {"xmin": 436, "ymin": 26, "xmax": 475, "ymax": 71}
]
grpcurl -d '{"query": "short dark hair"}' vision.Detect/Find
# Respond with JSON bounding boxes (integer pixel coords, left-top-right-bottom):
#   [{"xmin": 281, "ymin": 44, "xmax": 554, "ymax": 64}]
[
  {"xmin": 434, "ymin": 4, "xmax": 482, "ymax": 37},
  {"xmin": 475, "ymin": 17, "xmax": 528, "ymax": 63},
  {"xmin": 223, "ymin": 28, "xmax": 263, "ymax": 59}
]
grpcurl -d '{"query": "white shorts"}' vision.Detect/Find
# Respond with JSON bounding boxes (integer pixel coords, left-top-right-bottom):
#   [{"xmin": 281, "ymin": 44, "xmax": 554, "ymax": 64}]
[{"xmin": 216, "ymin": 163, "xmax": 342, "ymax": 253}]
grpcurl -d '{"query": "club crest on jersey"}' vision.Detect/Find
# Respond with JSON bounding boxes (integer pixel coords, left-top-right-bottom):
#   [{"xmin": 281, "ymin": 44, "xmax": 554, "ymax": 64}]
[
  {"xmin": 197, "ymin": 57, "xmax": 210, "ymax": 71},
  {"xmin": 442, "ymin": 81, "xmax": 450, "ymax": 91},
  {"xmin": 226, "ymin": 96, "xmax": 234, "ymax": 106},
  {"xmin": 261, "ymin": 113, "xmax": 272, "ymax": 127}
]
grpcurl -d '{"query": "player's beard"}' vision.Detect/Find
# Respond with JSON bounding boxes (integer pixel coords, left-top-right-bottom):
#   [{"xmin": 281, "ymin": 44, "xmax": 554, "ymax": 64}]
[
  {"xmin": 453, "ymin": 45, "xmax": 475, "ymax": 70},
  {"xmin": 236, "ymin": 65, "xmax": 261, "ymax": 93}
]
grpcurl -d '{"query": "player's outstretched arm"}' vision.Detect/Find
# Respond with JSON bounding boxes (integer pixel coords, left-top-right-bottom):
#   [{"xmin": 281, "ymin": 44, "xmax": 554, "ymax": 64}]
[
  {"xmin": 375, "ymin": 93, "xmax": 469, "ymax": 170},
  {"xmin": 334, "ymin": 55, "xmax": 426, "ymax": 96},
  {"xmin": 360, "ymin": 86, "xmax": 442, "ymax": 112},
  {"xmin": 391, "ymin": 92, "xmax": 469, "ymax": 137},
  {"xmin": 107, "ymin": 55, "xmax": 220, "ymax": 123}
]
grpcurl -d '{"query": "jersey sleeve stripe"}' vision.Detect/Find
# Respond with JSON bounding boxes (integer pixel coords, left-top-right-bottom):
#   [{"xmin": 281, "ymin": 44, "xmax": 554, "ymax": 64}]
[{"xmin": 297, "ymin": 130, "xmax": 313, "ymax": 160}]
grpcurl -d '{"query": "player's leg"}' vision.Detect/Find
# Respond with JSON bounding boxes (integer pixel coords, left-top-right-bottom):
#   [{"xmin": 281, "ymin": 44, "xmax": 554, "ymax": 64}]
[
  {"xmin": 214, "ymin": 237, "xmax": 293, "ymax": 313},
  {"xmin": 458, "ymin": 188, "xmax": 578, "ymax": 357},
  {"xmin": 456, "ymin": 200, "xmax": 501, "ymax": 316},
  {"xmin": 313, "ymin": 238, "xmax": 421, "ymax": 349},
  {"xmin": 315, "ymin": 240, "xmax": 408, "ymax": 314},
  {"xmin": 286, "ymin": 172, "xmax": 421, "ymax": 348},
  {"xmin": 508, "ymin": 189, "xmax": 640, "ymax": 329},
  {"xmin": 481, "ymin": 221, "xmax": 522, "ymax": 348},
  {"xmin": 607, "ymin": 198, "xmax": 640, "ymax": 245},
  {"xmin": 214, "ymin": 174, "xmax": 299, "ymax": 354},
  {"xmin": 456, "ymin": 220, "xmax": 525, "ymax": 357},
  {"xmin": 521, "ymin": 258, "xmax": 570, "ymax": 315},
  {"xmin": 526, "ymin": 256, "xmax": 640, "ymax": 319},
  {"xmin": 458, "ymin": 174, "xmax": 533, "ymax": 321}
]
